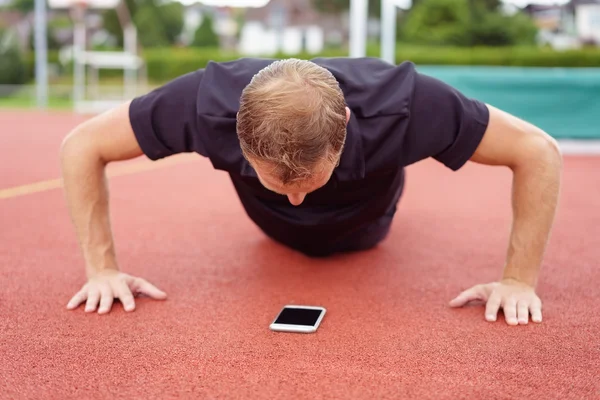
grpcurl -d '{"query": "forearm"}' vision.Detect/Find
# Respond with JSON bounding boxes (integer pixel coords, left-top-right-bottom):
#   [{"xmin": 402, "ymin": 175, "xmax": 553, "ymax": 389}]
[
  {"xmin": 61, "ymin": 135, "xmax": 119, "ymax": 277},
  {"xmin": 503, "ymin": 140, "xmax": 562, "ymax": 287}
]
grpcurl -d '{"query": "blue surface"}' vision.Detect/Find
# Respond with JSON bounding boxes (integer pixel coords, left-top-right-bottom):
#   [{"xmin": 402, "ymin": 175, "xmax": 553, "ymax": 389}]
[{"xmin": 416, "ymin": 65, "xmax": 600, "ymax": 139}]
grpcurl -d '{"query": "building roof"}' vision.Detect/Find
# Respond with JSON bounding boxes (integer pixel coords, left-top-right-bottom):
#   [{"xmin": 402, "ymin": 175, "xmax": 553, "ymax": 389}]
[
  {"xmin": 564, "ymin": 0, "xmax": 600, "ymax": 12},
  {"xmin": 569, "ymin": 0, "xmax": 600, "ymax": 4}
]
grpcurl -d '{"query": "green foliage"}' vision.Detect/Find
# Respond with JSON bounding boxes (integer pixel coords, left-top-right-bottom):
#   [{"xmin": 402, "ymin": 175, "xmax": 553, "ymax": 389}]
[
  {"xmin": 7, "ymin": 0, "xmax": 33, "ymax": 12},
  {"xmin": 192, "ymin": 14, "xmax": 219, "ymax": 47},
  {"xmin": 476, "ymin": 0, "xmax": 502, "ymax": 11},
  {"xmin": 0, "ymin": 28, "xmax": 27, "ymax": 86},
  {"xmin": 401, "ymin": 0, "xmax": 538, "ymax": 47},
  {"xmin": 138, "ymin": 46, "xmax": 600, "ymax": 83},
  {"xmin": 102, "ymin": 0, "xmax": 183, "ymax": 48},
  {"xmin": 463, "ymin": 1, "xmax": 538, "ymax": 46},
  {"xmin": 14, "ymin": 45, "xmax": 600, "ymax": 85},
  {"xmin": 142, "ymin": 48, "xmax": 231, "ymax": 82},
  {"xmin": 134, "ymin": 5, "xmax": 170, "ymax": 47},
  {"xmin": 401, "ymin": 0, "xmax": 469, "ymax": 46},
  {"xmin": 393, "ymin": 44, "xmax": 600, "ymax": 66},
  {"xmin": 159, "ymin": 2, "xmax": 184, "ymax": 45},
  {"xmin": 311, "ymin": 0, "xmax": 346, "ymax": 13},
  {"xmin": 505, "ymin": 12, "xmax": 539, "ymax": 46}
]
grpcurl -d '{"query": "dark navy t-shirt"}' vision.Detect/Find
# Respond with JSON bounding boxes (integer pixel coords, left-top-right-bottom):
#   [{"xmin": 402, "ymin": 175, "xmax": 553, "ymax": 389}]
[{"xmin": 128, "ymin": 57, "xmax": 489, "ymax": 251}]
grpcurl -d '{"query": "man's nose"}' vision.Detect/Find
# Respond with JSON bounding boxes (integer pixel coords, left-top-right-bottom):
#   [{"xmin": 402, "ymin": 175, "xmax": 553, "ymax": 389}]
[{"xmin": 287, "ymin": 193, "xmax": 306, "ymax": 206}]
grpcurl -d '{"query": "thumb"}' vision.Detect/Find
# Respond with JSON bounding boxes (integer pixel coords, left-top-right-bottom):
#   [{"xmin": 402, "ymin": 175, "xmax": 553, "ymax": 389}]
[
  {"xmin": 133, "ymin": 278, "xmax": 167, "ymax": 300},
  {"xmin": 449, "ymin": 285, "xmax": 487, "ymax": 308}
]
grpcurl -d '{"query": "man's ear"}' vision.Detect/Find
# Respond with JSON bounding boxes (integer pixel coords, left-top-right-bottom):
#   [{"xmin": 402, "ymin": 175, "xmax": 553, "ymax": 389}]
[{"xmin": 345, "ymin": 107, "xmax": 351, "ymax": 124}]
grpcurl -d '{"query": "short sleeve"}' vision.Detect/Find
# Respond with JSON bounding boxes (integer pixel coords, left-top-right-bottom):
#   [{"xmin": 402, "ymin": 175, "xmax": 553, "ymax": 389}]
[
  {"xmin": 129, "ymin": 70, "xmax": 207, "ymax": 160},
  {"xmin": 402, "ymin": 72, "xmax": 490, "ymax": 170}
]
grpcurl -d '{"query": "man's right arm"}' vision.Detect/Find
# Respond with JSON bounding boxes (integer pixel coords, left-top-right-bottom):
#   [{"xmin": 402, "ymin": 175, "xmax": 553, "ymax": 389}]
[
  {"xmin": 62, "ymin": 101, "xmax": 168, "ymax": 314},
  {"xmin": 61, "ymin": 101, "xmax": 142, "ymax": 277}
]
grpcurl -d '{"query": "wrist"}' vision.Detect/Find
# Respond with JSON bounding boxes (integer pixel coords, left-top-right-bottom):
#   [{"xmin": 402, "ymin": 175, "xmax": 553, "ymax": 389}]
[
  {"xmin": 86, "ymin": 265, "xmax": 119, "ymax": 278},
  {"xmin": 85, "ymin": 255, "xmax": 118, "ymax": 277},
  {"xmin": 502, "ymin": 270, "xmax": 537, "ymax": 288}
]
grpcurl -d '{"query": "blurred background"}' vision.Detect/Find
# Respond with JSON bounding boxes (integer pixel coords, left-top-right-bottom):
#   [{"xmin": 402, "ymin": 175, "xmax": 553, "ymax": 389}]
[{"xmin": 0, "ymin": 0, "xmax": 599, "ymax": 140}]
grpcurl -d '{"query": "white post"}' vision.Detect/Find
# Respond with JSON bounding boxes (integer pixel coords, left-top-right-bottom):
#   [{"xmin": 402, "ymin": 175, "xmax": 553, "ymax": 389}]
[
  {"xmin": 381, "ymin": 0, "xmax": 397, "ymax": 64},
  {"xmin": 73, "ymin": 21, "xmax": 86, "ymax": 107},
  {"xmin": 140, "ymin": 62, "xmax": 147, "ymax": 95},
  {"xmin": 71, "ymin": 2, "xmax": 87, "ymax": 110},
  {"xmin": 124, "ymin": 23, "xmax": 136, "ymax": 55},
  {"xmin": 34, "ymin": 0, "xmax": 48, "ymax": 108},
  {"xmin": 123, "ymin": 24, "xmax": 137, "ymax": 99},
  {"xmin": 89, "ymin": 65, "xmax": 99, "ymax": 100},
  {"xmin": 349, "ymin": 0, "xmax": 368, "ymax": 57}
]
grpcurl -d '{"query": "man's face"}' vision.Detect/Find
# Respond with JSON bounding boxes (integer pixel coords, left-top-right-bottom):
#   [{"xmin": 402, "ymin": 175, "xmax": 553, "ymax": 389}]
[
  {"xmin": 242, "ymin": 107, "xmax": 350, "ymax": 206},
  {"xmin": 250, "ymin": 158, "xmax": 337, "ymax": 206}
]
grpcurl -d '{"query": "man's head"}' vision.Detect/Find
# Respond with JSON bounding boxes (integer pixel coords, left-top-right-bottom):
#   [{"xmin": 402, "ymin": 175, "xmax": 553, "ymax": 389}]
[{"xmin": 236, "ymin": 58, "xmax": 350, "ymax": 206}]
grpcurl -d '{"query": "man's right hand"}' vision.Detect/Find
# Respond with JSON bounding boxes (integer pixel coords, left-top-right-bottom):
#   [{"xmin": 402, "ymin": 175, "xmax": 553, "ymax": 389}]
[{"xmin": 67, "ymin": 270, "xmax": 167, "ymax": 314}]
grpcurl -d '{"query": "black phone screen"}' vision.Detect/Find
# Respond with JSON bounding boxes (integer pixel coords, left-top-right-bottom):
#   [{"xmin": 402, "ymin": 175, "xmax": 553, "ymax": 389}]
[{"xmin": 274, "ymin": 307, "xmax": 323, "ymax": 326}]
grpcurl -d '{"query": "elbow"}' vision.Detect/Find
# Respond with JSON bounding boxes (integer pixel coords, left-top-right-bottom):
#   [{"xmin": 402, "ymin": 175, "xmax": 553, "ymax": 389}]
[
  {"xmin": 60, "ymin": 129, "xmax": 76, "ymax": 159},
  {"xmin": 539, "ymin": 133, "xmax": 563, "ymax": 170},
  {"xmin": 60, "ymin": 126, "xmax": 104, "ymax": 171},
  {"xmin": 60, "ymin": 128, "xmax": 83, "ymax": 166},
  {"xmin": 520, "ymin": 132, "xmax": 563, "ymax": 174}
]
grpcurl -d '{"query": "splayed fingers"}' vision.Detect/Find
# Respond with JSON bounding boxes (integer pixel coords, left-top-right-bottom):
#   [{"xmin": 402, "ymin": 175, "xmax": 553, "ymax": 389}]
[
  {"xmin": 450, "ymin": 281, "xmax": 542, "ymax": 325},
  {"xmin": 67, "ymin": 272, "xmax": 167, "ymax": 314}
]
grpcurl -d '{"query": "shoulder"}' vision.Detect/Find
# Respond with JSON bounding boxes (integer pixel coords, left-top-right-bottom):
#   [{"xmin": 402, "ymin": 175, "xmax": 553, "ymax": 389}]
[
  {"xmin": 197, "ymin": 57, "xmax": 278, "ymax": 117},
  {"xmin": 311, "ymin": 57, "xmax": 416, "ymax": 83},
  {"xmin": 311, "ymin": 57, "xmax": 418, "ymax": 118}
]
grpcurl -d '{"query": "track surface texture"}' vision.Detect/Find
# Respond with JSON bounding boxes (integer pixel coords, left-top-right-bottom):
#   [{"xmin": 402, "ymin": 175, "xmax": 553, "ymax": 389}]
[{"xmin": 1, "ymin": 110, "xmax": 599, "ymax": 399}]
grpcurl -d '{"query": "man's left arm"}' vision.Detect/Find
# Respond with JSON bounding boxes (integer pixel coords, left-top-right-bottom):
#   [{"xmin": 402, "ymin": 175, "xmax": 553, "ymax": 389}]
[{"xmin": 449, "ymin": 104, "xmax": 563, "ymax": 325}]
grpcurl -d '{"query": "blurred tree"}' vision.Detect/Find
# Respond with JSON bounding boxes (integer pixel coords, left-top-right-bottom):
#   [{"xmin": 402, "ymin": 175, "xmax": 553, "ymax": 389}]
[
  {"xmin": 479, "ymin": 0, "xmax": 501, "ymax": 11},
  {"xmin": 0, "ymin": 27, "xmax": 27, "ymax": 86},
  {"xmin": 192, "ymin": 14, "xmax": 219, "ymax": 47},
  {"xmin": 401, "ymin": 0, "xmax": 469, "ymax": 46},
  {"xmin": 503, "ymin": 11, "xmax": 538, "ymax": 45},
  {"xmin": 134, "ymin": 5, "xmax": 169, "ymax": 47},
  {"xmin": 102, "ymin": 0, "xmax": 183, "ymax": 48},
  {"xmin": 6, "ymin": 0, "xmax": 33, "ymax": 12},
  {"xmin": 401, "ymin": 0, "xmax": 537, "ymax": 46},
  {"xmin": 159, "ymin": 2, "xmax": 184, "ymax": 44}
]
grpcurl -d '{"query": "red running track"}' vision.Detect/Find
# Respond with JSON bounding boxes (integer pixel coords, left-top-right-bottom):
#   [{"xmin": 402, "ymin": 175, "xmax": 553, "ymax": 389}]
[{"xmin": 1, "ymin": 110, "xmax": 599, "ymax": 399}]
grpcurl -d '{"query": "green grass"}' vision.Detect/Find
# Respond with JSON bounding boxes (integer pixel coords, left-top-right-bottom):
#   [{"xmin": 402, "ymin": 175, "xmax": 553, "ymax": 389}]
[
  {"xmin": 0, "ymin": 82, "xmax": 158, "ymax": 111},
  {"xmin": 0, "ymin": 84, "xmax": 73, "ymax": 110},
  {"xmin": 0, "ymin": 95, "xmax": 72, "ymax": 109}
]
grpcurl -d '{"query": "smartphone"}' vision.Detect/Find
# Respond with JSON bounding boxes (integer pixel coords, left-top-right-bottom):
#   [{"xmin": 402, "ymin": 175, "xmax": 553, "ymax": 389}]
[{"xmin": 270, "ymin": 305, "xmax": 327, "ymax": 333}]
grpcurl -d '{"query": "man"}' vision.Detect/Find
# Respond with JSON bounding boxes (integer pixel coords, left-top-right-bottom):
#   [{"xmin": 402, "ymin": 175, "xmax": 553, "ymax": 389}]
[{"xmin": 61, "ymin": 57, "xmax": 562, "ymax": 325}]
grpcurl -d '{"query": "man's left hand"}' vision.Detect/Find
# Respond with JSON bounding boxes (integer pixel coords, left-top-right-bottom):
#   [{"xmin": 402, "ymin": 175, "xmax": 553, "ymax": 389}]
[{"xmin": 449, "ymin": 279, "xmax": 542, "ymax": 325}]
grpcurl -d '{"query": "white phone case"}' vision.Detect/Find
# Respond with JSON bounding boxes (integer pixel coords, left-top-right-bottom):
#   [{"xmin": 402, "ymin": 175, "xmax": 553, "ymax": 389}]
[{"xmin": 269, "ymin": 305, "xmax": 327, "ymax": 333}]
